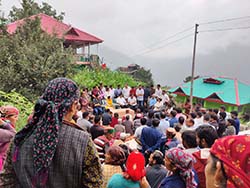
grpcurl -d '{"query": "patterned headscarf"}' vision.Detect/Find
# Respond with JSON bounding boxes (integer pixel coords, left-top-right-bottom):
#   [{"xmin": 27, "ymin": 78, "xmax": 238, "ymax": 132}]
[
  {"xmin": 210, "ymin": 135, "xmax": 250, "ymax": 188},
  {"xmin": 13, "ymin": 78, "xmax": 79, "ymax": 186},
  {"xmin": 165, "ymin": 148, "xmax": 197, "ymax": 188}
]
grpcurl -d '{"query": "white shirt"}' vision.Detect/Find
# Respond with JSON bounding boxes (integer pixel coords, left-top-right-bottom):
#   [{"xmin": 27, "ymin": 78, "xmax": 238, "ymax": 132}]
[
  {"xmin": 116, "ymin": 97, "xmax": 127, "ymax": 106},
  {"xmin": 128, "ymin": 96, "xmax": 137, "ymax": 106},
  {"xmin": 122, "ymin": 86, "xmax": 131, "ymax": 99},
  {"xmin": 136, "ymin": 88, "xmax": 144, "ymax": 101},
  {"xmin": 154, "ymin": 88, "xmax": 162, "ymax": 98},
  {"xmin": 161, "ymin": 93, "xmax": 170, "ymax": 104}
]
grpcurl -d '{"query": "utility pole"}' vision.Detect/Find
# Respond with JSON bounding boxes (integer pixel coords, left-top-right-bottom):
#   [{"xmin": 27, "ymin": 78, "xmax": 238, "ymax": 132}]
[{"xmin": 190, "ymin": 23, "xmax": 199, "ymax": 112}]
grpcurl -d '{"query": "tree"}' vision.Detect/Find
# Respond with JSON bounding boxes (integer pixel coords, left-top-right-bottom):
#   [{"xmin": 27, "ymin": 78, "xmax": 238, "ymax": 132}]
[
  {"xmin": 132, "ymin": 67, "xmax": 154, "ymax": 86},
  {"xmin": 9, "ymin": 0, "xmax": 65, "ymax": 22},
  {"xmin": 0, "ymin": 17, "xmax": 75, "ymax": 100},
  {"xmin": 0, "ymin": 0, "xmax": 7, "ymax": 32}
]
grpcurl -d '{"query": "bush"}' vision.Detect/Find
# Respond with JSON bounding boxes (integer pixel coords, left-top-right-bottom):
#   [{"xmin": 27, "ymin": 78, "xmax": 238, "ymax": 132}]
[
  {"xmin": 71, "ymin": 67, "xmax": 144, "ymax": 89},
  {"xmin": 0, "ymin": 90, "xmax": 33, "ymax": 131}
]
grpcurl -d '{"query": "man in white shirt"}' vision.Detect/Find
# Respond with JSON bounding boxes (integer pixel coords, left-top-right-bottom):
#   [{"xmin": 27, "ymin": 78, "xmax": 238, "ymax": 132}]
[
  {"xmin": 136, "ymin": 85, "xmax": 144, "ymax": 108},
  {"xmin": 128, "ymin": 93, "xmax": 137, "ymax": 111},
  {"xmin": 122, "ymin": 83, "xmax": 131, "ymax": 100},
  {"xmin": 161, "ymin": 90, "xmax": 170, "ymax": 105},
  {"xmin": 116, "ymin": 94, "xmax": 128, "ymax": 108},
  {"xmin": 154, "ymin": 84, "xmax": 162, "ymax": 98}
]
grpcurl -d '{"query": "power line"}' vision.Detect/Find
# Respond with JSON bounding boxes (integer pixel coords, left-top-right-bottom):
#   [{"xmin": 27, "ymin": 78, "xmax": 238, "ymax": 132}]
[
  {"xmin": 132, "ymin": 26, "xmax": 194, "ymax": 55},
  {"xmin": 199, "ymin": 25, "xmax": 250, "ymax": 33},
  {"xmin": 132, "ymin": 33, "xmax": 193, "ymax": 57},
  {"xmin": 200, "ymin": 15, "xmax": 250, "ymax": 25}
]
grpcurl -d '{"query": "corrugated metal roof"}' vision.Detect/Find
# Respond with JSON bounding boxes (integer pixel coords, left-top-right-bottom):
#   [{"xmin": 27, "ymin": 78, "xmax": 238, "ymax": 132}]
[
  {"xmin": 7, "ymin": 13, "xmax": 103, "ymax": 44},
  {"xmin": 169, "ymin": 77, "xmax": 250, "ymax": 106}
]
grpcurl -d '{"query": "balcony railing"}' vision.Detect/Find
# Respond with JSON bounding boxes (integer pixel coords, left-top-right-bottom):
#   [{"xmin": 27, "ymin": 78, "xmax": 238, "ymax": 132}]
[{"xmin": 74, "ymin": 54, "xmax": 100, "ymax": 63}]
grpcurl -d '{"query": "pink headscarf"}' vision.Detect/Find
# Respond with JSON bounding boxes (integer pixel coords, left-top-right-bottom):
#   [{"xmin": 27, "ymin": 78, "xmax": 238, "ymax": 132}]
[{"xmin": 0, "ymin": 106, "xmax": 19, "ymax": 117}]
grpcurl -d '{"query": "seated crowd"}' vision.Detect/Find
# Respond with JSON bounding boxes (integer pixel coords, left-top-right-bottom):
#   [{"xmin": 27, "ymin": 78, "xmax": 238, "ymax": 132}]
[{"xmin": 0, "ymin": 80, "xmax": 249, "ymax": 188}]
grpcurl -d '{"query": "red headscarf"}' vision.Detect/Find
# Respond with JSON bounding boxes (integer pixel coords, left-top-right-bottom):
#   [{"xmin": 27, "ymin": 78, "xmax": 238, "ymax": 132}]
[
  {"xmin": 126, "ymin": 151, "xmax": 146, "ymax": 181},
  {"xmin": 210, "ymin": 135, "xmax": 250, "ymax": 188}
]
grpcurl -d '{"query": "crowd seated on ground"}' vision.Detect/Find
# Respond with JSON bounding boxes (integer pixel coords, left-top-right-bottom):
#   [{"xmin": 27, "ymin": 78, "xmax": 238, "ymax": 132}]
[{"xmin": 1, "ymin": 81, "xmax": 250, "ymax": 188}]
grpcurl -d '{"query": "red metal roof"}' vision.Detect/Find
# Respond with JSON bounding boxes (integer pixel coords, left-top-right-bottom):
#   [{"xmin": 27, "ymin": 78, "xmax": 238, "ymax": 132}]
[{"xmin": 7, "ymin": 13, "xmax": 103, "ymax": 44}]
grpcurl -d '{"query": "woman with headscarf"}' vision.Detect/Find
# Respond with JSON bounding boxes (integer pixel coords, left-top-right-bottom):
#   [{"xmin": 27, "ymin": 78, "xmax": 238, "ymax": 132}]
[
  {"xmin": 160, "ymin": 148, "xmax": 198, "ymax": 188},
  {"xmin": 102, "ymin": 145, "xmax": 126, "ymax": 188},
  {"xmin": 205, "ymin": 135, "xmax": 250, "ymax": 188},
  {"xmin": 0, "ymin": 78, "xmax": 102, "ymax": 188},
  {"xmin": 107, "ymin": 151, "xmax": 150, "ymax": 188},
  {"xmin": 0, "ymin": 106, "xmax": 18, "ymax": 171}
]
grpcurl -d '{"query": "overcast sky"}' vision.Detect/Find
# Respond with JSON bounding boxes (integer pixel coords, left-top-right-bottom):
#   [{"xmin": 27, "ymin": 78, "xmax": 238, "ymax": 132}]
[{"xmin": 1, "ymin": 0, "xmax": 250, "ymax": 86}]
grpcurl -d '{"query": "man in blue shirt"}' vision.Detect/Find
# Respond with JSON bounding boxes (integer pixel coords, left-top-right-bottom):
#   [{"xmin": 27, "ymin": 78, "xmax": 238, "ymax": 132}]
[
  {"xmin": 168, "ymin": 110, "xmax": 178, "ymax": 128},
  {"xmin": 231, "ymin": 111, "xmax": 240, "ymax": 134},
  {"xmin": 140, "ymin": 118, "xmax": 162, "ymax": 163}
]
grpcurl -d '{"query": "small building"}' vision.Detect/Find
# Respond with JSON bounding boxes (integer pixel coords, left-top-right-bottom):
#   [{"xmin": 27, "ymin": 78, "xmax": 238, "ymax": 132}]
[
  {"xmin": 169, "ymin": 77, "xmax": 250, "ymax": 113},
  {"xmin": 7, "ymin": 13, "xmax": 103, "ymax": 67}
]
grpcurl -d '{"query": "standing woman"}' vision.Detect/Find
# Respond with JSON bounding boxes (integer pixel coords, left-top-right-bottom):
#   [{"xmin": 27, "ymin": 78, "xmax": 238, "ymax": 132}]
[
  {"xmin": 0, "ymin": 78, "xmax": 102, "ymax": 188},
  {"xmin": 160, "ymin": 148, "xmax": 197, "ymax": 188},
  {"xmin": 0, "ymin": 106, "xmax": 19, "ymax": 171},
  {"xmin": 205, "ymin": 135, "xmax": 250, "ymax": 188}
]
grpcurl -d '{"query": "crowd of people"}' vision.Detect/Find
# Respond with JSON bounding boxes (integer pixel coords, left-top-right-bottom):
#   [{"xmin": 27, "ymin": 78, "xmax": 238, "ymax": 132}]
[{"xmin": 0, "ymin": 78, "xmax": 249, "ymax": 188}]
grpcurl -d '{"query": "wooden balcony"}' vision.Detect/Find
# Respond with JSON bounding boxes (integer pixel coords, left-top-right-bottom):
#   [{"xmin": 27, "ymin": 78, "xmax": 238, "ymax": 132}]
[{"xmin": 74, "ymin": 54, "xmax": 100, "ymax": 68}]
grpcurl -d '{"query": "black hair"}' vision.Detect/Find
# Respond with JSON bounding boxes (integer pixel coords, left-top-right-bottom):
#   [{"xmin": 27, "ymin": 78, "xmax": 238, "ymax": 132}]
[
  {"xmin": 160, "ymin": 112, "xmax": 166, "ymax": 119},
  {"xmin": 170, "ymin": 110, "xmax": 177, "ymax": 117},
  {"xmin": 227, "ymin": 119, "xmax": 236, "ymax": 127},
  {"xmin": 175, "ymin": 107, "xmax": 182, "ymax": 113},
  {"xmin": 210, "ymin": 114, "xmax": 218, "ymax": 122},
  {"xmin": 114, "ymin": 113, "xmax": 119, "ymax": 118},
  {"xmin": 125, "ymin": 115, "xmax": 130, "ymax": 121},
  {"xmin": 94, "ymin": 115, "xmax": 101, "ymax": 124},
  {"xmin": 181, "ymin": 130, "xmax": 197, "ymax": 148},
  {"xmin": 152, "ymin": 118, "xmax": 160, "ymax": 127},
  {"xmin": 152, "ymin": 151, "xmax": 164, "ymax": 165},
  {"xmin": 178, "ymin": 116, "xmax": 185, "ymax": 125},
  {"xmin": 174, "ymin": 124, "xmax": 182, "ymax": 132},
  {"xmin": 230, "ymin": 111, "xmax": 238, "ymax": 117},
  {"xmin": 203, "ymin": 114, "xmax": 211, "ymax": 121},
  {"xmin": 190, "ymin": 112, "xmax": 197, "ymax": 119},
  {"xmin": 217, "ymin": 122, "xmax": 226, "ymax": 138},
  {"xmin": 148, "ymin": 110, "xmax": 155, "ymax": 119},
  {"xmin": 154, "ymin": 113, "xmax": 160, "ymax": 120},
  {"xmin": 197, "ymin": 111, "xmax": 202, "ymax": 118},
  {"xmin": 220, "ymin": 106, "xmax": 226, "ymax": 111},
  {"xmin": 82, "ymin": 111, "xmax": 89, "ymax": 119},
  {"xmin": 219, "ymin": 112, "xmax": 227, "ymax": 120},
  {"xmin": 196, "ymin": 125, "xmax": 218, "ymax": 148},
  {"xmin": 140, "ymin": 117, "xmax": 147, "ymax": 125},
  {"xmin": 213, "ymin": 108, "xmax": 219, "ymax": 114}
]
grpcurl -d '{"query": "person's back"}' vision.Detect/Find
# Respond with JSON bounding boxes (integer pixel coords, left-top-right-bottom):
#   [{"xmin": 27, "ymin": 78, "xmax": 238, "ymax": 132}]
[
  {"xmin": 146, "ymin": 151, "xmax": 167, "ymax": 188},
  {"xmin": 122, "ymin": 115, "xmax": 134, "ymax": 135},
  {"xmin": 102, "ymin": 110, "xmax": 112, "ymax": 126},
  {"xmin": 12, "ymin": 123, "xmax": 101, "ymax": 188},
  {"xmin": 0, "ymin": 78, "xmax": 102, "ymax": 188},
  {"xmin": 107, "ymin": 173, "xmax": 140, "ymax": 188},
  {"xmin": 140, "ymin": 119, "xmax": 162, "ymax": 153}
]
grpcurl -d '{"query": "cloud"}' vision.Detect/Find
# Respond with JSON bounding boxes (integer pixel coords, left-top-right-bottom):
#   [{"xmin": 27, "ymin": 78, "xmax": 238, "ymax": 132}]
[{"xmin": 1, "ymin": 0, "xmax": 250, "ymax": 87}]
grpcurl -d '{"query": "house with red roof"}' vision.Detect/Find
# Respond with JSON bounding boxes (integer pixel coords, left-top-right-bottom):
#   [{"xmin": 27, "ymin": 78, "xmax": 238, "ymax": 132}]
[
  {"xmin": 169, "ymin": 76, "xmax": 250, "ymax": 113},
  {"xmin": 7, "ymin": 13, "xmax": 103, "ymax": 67}
]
